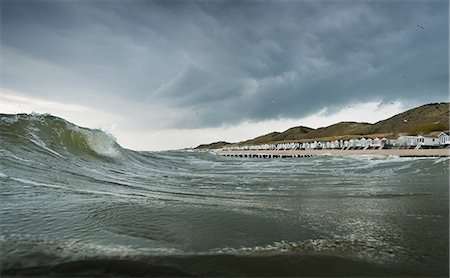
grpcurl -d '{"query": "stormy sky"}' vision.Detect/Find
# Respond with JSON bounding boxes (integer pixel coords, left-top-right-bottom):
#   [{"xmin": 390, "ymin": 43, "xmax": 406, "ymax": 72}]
[{"xmin": 1, "ymin": 0, "xmax": 448, "ymax": 150}]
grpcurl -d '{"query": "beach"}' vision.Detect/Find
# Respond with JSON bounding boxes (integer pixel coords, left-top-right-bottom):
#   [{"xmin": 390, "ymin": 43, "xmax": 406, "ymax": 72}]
[{"xmin": 217, "ymin": 148, "xmax": 450, "ymax": 157}]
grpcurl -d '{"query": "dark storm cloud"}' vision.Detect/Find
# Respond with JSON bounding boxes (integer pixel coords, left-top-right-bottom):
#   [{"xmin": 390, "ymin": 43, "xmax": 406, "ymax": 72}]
[{"xmin": 1, "ymin": 0, "xmax": 448, "ymax": 129}]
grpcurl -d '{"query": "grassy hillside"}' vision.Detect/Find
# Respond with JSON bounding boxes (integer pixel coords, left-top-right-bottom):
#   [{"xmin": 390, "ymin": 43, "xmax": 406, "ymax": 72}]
[
  {"xmin": 195, "ymin": 102, "xmax": 449, "ymax": 149},
  {"xmin": 195, "ymin": 141, "xmax": 231, "ymax": 150},
  {"xmin": 362, "ymin": 103, "xmax": 449, "ymax": 135},
  {"xmin": 241, "ymin": 132, "xmax": 282, "ymax": 145},
  {"xmin": 304, "ymin": 122, "xmax": 371, "ymax": 139},
  {"xmin": 277, "ymin": 126, "xmax": 315, "ymax": 141}
]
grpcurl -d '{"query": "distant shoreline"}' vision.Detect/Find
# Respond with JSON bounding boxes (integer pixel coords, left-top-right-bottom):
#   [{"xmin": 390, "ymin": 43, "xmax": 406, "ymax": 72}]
[
  {"xmin": 216, "ymin": 149, "xmax": 450, "ymax": 157},
  {"xmin": 195, "ymin": 103, "xmax": 449, "ymax": 151}
]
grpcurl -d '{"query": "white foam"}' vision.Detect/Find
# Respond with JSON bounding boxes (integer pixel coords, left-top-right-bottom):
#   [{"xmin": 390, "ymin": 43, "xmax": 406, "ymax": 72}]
[
  {"xmin": 10, "ymin": 177, "xmax": 65, "ymax": 189},
  {"xmin": 433, "ymin": 157, "xmax": 450, "ymax": 164},
  {"xmin": 0, "ymin": 114, "xmax": 19, "ymax": 125},
  {"xmin": 0, "ymin": 150, "xmax": 34, "ymax": 163},
  {"xmin": 9, "ymin": 176, "xmax": 149, "ymax": 199},
  {"xmin": 81, "ymin": 129, "xmax": 121, "ymax": 158},
  {"xmin": 1, "ymin": 234, "xmax": 182, "ymax": 268}
]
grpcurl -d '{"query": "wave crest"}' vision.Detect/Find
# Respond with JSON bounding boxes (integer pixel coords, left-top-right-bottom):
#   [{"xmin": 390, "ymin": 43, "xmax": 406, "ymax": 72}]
[{"xmin": 1, "ymin": 113, "xmax": 123, "ymax": 159}]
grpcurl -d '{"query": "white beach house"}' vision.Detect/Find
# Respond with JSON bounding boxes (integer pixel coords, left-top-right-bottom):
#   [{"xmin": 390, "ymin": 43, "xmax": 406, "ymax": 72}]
[
  {"xmin": 437, "ymin": 132, "xmax": 450, "ymax": 146},
  {"xmin": 415, "ymin": 135, "xmax": 440, "ymax": 148},
  {"xmin": 373, "ymin": 137, "xmax": 381, "ymax": 147},
  {"xmin": 343, "ymin": 140, "xmax": 349, "ymax": 148},
  {"xmin": 354, "ymin": 139, "xmax": 362, "ymax": 148},
  {"xmin": 397, "ymin": 136, "xmax": 417, "ymax": 148},
  {"xmin": 348, "ymin": 139, "xmax": 355, "ymax": 148},
  {"xmin": 360, "ymin": 138, "xmax": 367, "ymax": 148},
  {"xmin": 334, "ymin": 140, "xmax": 340, "ymax": 149}
]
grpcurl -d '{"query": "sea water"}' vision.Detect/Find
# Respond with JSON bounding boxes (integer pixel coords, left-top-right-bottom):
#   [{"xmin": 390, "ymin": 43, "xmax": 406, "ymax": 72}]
[{"xmin": 1, "ymin": 114, "xmax": 448, "ymax": 277}]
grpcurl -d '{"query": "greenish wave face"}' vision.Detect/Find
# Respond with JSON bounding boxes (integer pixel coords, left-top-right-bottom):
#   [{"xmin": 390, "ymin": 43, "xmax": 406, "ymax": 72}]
[
  {"xmin": 1, "ymin": 113, "xmax": 123, "ymax": 160},
  {"xmin": 0, "ymin": 114, "xmax": 448, "ymax": 277}
]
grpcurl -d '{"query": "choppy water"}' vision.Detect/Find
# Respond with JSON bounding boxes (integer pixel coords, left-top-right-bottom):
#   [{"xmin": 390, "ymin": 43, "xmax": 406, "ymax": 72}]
[{"xmin": 1, "ymin": 113, "xmax": 448, "ymax": 277}]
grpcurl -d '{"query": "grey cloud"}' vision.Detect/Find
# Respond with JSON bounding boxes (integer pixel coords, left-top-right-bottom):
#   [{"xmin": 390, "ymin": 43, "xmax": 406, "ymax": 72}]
[{"xmin": 1, "ymin": 0, "xmax": 448, "ymax": 129}]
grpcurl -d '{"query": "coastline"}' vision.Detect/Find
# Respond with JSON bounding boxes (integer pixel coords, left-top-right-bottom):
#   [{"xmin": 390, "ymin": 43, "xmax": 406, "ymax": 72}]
[{"xmin": 216, "ymin": 149, "xmax": 450, "ymax": 157}]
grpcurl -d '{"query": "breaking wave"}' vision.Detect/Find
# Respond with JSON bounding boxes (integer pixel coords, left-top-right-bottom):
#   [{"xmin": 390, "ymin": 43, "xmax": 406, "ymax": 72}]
[{"xmin": 0, "ymin": 113, "xmax": 122, "ymax": 160}]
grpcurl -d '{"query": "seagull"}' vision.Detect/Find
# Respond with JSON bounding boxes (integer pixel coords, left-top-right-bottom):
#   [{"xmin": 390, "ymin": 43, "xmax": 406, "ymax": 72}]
[{"xmin": 417, "ymin": 24, "xmax": 425, "ymax": 30}]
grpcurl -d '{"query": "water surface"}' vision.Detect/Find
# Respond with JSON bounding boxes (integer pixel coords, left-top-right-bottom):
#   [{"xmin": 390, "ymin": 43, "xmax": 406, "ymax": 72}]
[{"xmin": 1, "ymin": 114, "xmax": 448, "ymax": 277}]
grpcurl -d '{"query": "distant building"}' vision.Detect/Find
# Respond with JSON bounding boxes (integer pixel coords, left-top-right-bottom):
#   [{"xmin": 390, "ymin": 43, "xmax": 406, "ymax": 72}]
[
  {"xmin": 397, "ymin": 136, "xmax": 417, "ymax": 148},
  {"xmin": 437, "ymin": 132, "xmax": 450, "ymax": 146},
  {"xmin": 348, "ymin": 139, "xmax": 355, "ymax": 148},
  {"xmin": 354, "ymin": 139, "xmax": 362, "ymax": 148},
  {"xmin": 343, "ymin": 140, "xmax": 349, "ymax": 148},
  {"xmin": 334, "ymin": 140, "xmax": 340, "ymax": 149},
  {"xmin": 415, "ymin": 135, "xmax": 440, "ymax": 148},
  {"xmin": 373, "ymin": 138, "xmax": 382, "ymax": 148},
  {"xmin": 360, "ymin": 138, "xmax": 367, "ymax": 148}
]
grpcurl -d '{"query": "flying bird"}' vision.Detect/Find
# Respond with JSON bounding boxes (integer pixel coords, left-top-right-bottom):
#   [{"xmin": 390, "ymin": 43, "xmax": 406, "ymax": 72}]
[{"xmin": 417, "ymin": 24, "xmax": 425, "ymax": 29}]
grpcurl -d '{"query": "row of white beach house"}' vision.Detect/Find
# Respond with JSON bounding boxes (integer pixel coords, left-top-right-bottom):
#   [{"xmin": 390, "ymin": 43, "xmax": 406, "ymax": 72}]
[{"xmin": 223, "ymin": 132, "xmax": 450, "ymax": 151}]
